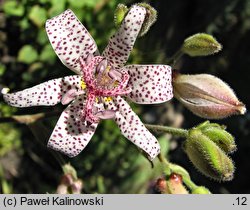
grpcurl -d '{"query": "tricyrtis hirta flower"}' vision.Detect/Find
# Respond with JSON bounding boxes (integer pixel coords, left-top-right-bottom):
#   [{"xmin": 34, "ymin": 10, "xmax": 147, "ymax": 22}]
[{"xmin": 3, "ymin": 6, "xmax": 173, "ymax": 160}]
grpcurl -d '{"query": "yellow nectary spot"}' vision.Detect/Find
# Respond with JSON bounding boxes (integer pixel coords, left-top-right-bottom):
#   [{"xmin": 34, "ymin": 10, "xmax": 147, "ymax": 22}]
[
  {"xmin": 96, "ymin": 97, "xmax": 99, "ymax": 103},
  {"xmin": 104, "ymin": 97, "xmax": 112, "ymax": 102},
  {"xmin": 81, "ymin": 80, "xmax": 86, "ymax": 90}
]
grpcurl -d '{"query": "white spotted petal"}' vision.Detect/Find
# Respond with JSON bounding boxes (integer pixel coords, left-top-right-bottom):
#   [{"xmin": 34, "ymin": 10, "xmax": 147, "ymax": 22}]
[
  {"xmin": 102, "ymin": 5, "xmax": 146, "ymax": 68},
  {"xmin": 48, "ymin": 97, "xmax": 98, "ymax": 157},
  {"xmin": 125, "ymin": 65, "xmax": 173, "ymax": 104},
  {"xmin": 3, "ymin": 75, "xmax": 82, "ymax": 107},
  {"xmin": 46, "ymin": 9, "xmax": 98, "ymax": 74},
  {"xmin": 107, "ymin": 96, "xmax": 160, "ymax": 160}
]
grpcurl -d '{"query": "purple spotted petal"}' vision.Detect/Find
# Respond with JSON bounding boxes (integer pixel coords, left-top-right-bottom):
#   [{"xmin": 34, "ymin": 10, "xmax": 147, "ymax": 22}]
[
  {"xmin": 46, "ymin": 9, "xmax": 98, "ymax": 74},
  {"xmin": 102, "ymin": 5, "xmax": 146, "ymax": 68},
  {"xmin": 124, "ymin": 65, "xmax": 173, "ymax": 104},
  {"xmin": 3, "ymin": 75, "xmax": 82, "ymax": 107},
  {"xmin": 106, "ymin": 96, "xmax": 160, "ymax": 160},
  {"xmin": 48, "ymin": 97, "xmax": 98, "ymax": 157}
]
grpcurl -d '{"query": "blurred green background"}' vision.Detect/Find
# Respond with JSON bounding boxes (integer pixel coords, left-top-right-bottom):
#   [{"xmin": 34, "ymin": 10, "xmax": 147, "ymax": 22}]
[{"xmin": 0, "ymin": 0, "xmax": 249, "ymax": 193}]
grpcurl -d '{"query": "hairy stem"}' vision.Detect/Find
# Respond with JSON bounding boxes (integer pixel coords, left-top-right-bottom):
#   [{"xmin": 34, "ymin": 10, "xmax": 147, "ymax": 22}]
[{"xmin": 145, "ymin": 124, "xmax": 188, "ymax": 137}]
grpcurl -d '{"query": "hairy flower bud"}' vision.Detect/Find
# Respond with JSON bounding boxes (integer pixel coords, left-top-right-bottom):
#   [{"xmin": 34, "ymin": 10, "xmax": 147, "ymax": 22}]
[
  {"xmin": 173, "ymin": 73, "xmax": 246, "ymax": 119},
  {"xmin": 114, "ymin": 3, "xmax": 157, "ymax": 37},
  {"xmin": 154, "ymin": 178, "xmax": 167, "ymax": 193},
  {"xmin": 71, "ymin": 180, "xmax": 83, "ymax": 194},
  {"xmin": 166, "ymin": 173, "xmax": 189, "ymax": 194},
  {"xmin": 62, "ymin": 164, "xmax": 77, "ymax": 181},
  {"xmin": 182, "ymin": 33, "xmax": 222, "ymax": 56},
  {"xmin": 136, "ymin": 3, "xmax": 157, "ymax": 37},
  {"xmin": 184, "ymin": 128, "xmax": 235, "ymax": 181},
  {"xmin": 114, "ymin": 4, "xmax": 128, "ymax": 28},
  {"xmin": 197, "ymin": 121, "xmax": 236, "ymax": 154},
  {"xmin": 192, "ymin": 186, "xmax": 211, "ymax": 194}
]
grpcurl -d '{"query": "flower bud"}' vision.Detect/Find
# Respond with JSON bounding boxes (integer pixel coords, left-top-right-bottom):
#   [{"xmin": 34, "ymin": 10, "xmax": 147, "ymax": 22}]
[
  {"xmin": 56, "ymin": 184, "xmax": 68, "ymax": 194},
  {"xmin": 166, "ymin": 173, "xmax": 189, "ymax": 194},
  {"xmin": 71, "ymin": 180, "xmax": 83, "ymax": 194},
  {"xmin": 62, "ymin": 164, "xmax": 77, "ymax": 181},
  {"xmin": 60, "ymin": 174, "xmax": 74, "ymax": 186},
  {"xmin": 184, "ymin": 128, "xmax": 235, "ymax": 181},
  {"xmin": 154, "ymin": 178, "xmax": 167, "ymax": 193},
  {"xmin": 192, "ymin": 186, "xmax": 211, "ymax": 194},
  {"xmin": 182, "ymin": 33, "xmax": 222, "ymax": 56},
  {"xmin": 136, "ymin": 3, "xmax": 157, "ymax": 37},
  {"xmin": 114, "ymin": 4, "xmax": 128, "ymax": 28},
  {"xmin": 173, "ymin": 73, "xmax": 246, "ymax": 119},
  {"xmin": 197, "ymin": 121, "xmax": 236, "ymax": 154}
]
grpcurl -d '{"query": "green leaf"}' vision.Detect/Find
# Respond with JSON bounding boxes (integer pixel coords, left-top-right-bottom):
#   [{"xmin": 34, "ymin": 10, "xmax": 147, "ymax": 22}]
[
  {"xmin": 0, "ymin": 64, "xmax": 6, "ymax": 76},
  {"xmin": 39, "ymin": 44, "xmax": 56, "ymax": 63},
  {"xmin": 68, "ymin": 0, "xmax": 88, "ymax": 8},
  {"xmin": 39, "ymin": 0, "xmax": 50, "ymax": 3},
  {"xmin": 48, "ymin": 0, "xmax": 67, "ymax": 17},
  {"xmin": 18, "ymin": 45, "xmax": 38, "ymax": 64},
  {"xmin": 37, "ymin": 29, "xmax": 48, "ymax": 45},
  {"xmin": 2, "ymin": 1, "xmax": 25, "ymax": 17},
  {"xmin": 29, "ymin": 5, "xmax": 47, "ymax": 27},
  {"xmin": 19, "ymin": 18, "xmax": 30, "ymax": 30}
]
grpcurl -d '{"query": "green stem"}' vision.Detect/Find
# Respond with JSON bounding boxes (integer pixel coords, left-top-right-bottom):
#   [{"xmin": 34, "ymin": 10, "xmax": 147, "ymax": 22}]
[
  {"xmin": 182, "ymin": 176, "xmax": 198, "ymax": 191},
  {"xmin": 145, "ymin": 124, "xmax": 188, "ymax": 137},
  {"xmin": 158, "ymin": 154, "xmax": 198, "ymax": 191},
  {"xmin": 166, "ymin": 48, "xmax": 184, "ymax": 66}
]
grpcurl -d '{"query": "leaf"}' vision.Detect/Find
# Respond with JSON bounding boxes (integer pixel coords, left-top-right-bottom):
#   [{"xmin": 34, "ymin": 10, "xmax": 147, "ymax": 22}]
[
  {"xmin": 48, "ymin": 0, "xmax": 67, "ymax": 17},
  {"xmin": 37, "ymin": 29, "xmax": 48, "ymax": 45},
  {"xmin": 18, "ymin": 45, "xmax": 38, "ymax": 64},
  {"xmin": 0, "ymin": 64, "xmax": 6, "ymax": 76},
  {"xmin": 39, "ymin": 44, "xmax": 56, "ymax": 64},
  {"xmin": 28, "ymin": 5, "xmax": 47, "ymax": 27},
  {"xmin": 68, "ymin": 0, "xmax": 88, "ymax": 8},
  {"xmin": 2, "ymin": 1, "xmax": 25, "ymax": 17}
]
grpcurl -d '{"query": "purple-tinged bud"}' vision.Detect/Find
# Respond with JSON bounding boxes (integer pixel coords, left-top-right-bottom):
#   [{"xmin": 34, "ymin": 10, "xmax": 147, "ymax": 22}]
[
  {"xmin": 56, "ymin": 184, "xmax": 68, "ymax": 194},
  {"xmin": 71, "ymin": 180, "xmax": 83, "ymax": 194},
  {"xmin": 154, "ymin": 178, "xmax": 167, "ymax": 194},
  {"xmin": 173, "ymin": 73, "xmax": 246, "ymax": 119},
  {"xmin": 60, "ymin": 173, "xmax": 74, "ymax": 186}
]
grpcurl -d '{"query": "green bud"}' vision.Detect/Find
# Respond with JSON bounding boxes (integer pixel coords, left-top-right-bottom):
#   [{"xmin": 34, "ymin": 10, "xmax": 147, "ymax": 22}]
[
  {"xmin": 182, "ymin": 33, "xmax": 222, "ymax": 57},
  {"xmin": 184, "ymin": 128, "xmax": 235, "ymax": 181},
  {"xmin": 197, "ymin": 121, "xmax": 236, "ymax": 154},
  {"xmin": 136, "ymin": 3, "xmax": 157, "ymax": 37},
  {"xmin": 192, "ymin": 186, "xmax": 211, "ymax": 194},
  {"xmin": 114, "ymin": 4, "xmax": 128, "ymax": 28}
]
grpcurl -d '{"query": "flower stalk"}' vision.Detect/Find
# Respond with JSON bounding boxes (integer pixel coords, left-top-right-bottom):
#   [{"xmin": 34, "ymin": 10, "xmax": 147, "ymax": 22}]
[{"xmin": 145, "ymin": 124, "xmax": 188, "ymax": 137}]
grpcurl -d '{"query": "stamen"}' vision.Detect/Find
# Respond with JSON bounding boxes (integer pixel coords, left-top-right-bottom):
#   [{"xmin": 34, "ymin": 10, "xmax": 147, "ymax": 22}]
[
  {"xmin": 108, "ymin": 69, "xmax": 123, "ymax": 82},
  {"xmin": 86, "ymin": 53, "xmax": 94, "ymax": 65},
  {"xmin": 103, "ymin": 97, "xmax": 112, "ymax": 102},
  {"xmin": 95, "ymin": 110, "xmax": 116, "ymax": 120},
  {"xmin": 61, "ymin": 89, "xmax": 78, "ymax": 105},
  {"xmin": 96, "ymin": 59, "xmax": 108, "ymax": 74},
  {"xmin": 80, "ymin": 80, "xmax": 87, "ymax": 90}
]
